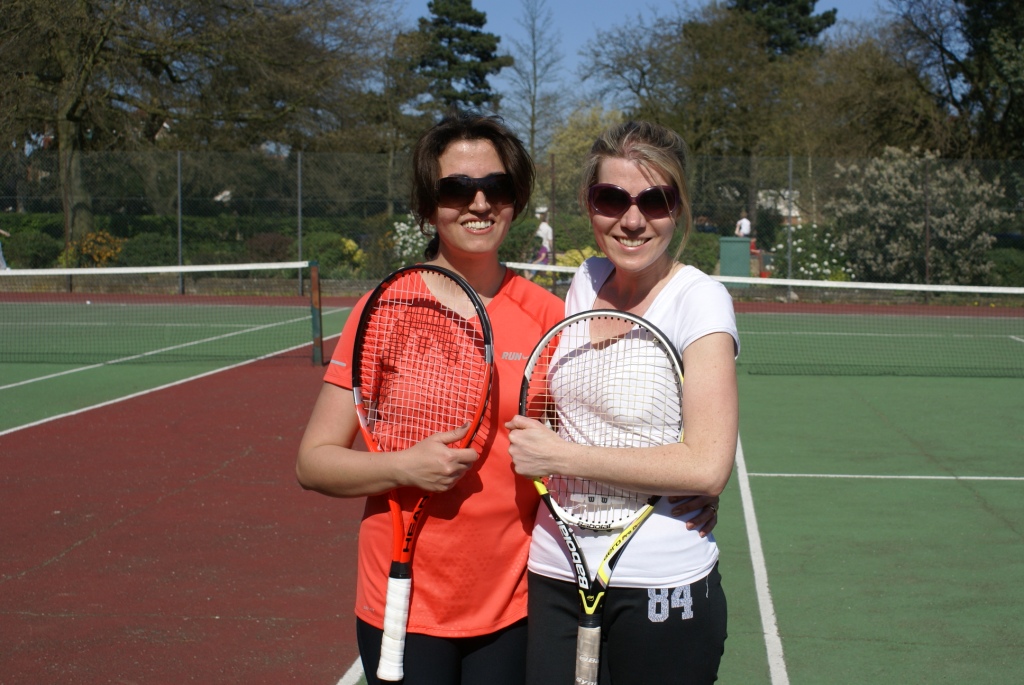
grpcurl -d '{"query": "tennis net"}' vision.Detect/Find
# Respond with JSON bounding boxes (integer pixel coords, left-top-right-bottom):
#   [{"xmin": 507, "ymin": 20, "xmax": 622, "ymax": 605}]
[
  {"xmin": 505, "ymin": 263, "xmax": 1024, "ymax": 377},
  {"xmin": 0, "ymin": 262, "xmax": 324, "ymax": 365}
]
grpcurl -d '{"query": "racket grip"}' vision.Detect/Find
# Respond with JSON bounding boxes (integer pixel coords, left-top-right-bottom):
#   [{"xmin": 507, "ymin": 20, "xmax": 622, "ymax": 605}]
[
  {"xmin": 377, "ymin": 576, "xmax": 412, "ymax": 682},
  {"xmin": 575, "ymin": 625, "xmax": 601, "ymax": 685}
]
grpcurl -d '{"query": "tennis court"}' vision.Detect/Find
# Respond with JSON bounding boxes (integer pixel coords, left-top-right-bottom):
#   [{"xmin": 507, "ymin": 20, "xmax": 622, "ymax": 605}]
[{"xmin": 1, "ymin": 270, "xmax": 1022, "ymax": 683}]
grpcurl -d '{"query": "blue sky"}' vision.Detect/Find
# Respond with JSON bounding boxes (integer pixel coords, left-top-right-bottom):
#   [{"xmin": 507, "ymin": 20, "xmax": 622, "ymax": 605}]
[{"xmin": 400, "ymin": 0, "xmax": 886, "ymax": 89}]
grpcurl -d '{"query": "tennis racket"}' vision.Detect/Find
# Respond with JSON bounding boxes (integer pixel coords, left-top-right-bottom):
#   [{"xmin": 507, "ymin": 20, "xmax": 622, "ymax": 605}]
[
  {"xmin": 352, "ymin": 264, "xmax": 494, "ymax": 682},
  {"xmin": 519, "ymin": 310, "xmax": 684, "ymax": 685}
]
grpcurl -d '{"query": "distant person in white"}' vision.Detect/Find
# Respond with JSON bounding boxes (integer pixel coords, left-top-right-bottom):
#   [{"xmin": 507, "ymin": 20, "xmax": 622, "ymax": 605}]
[
  {"xmin": 0, "ymin": 228, "xmax": 10, "ymax": 269},
  {"xmin": 535, "ymin": 211, "xmax": 553, "ymax": 262},
  {"xmin": 734, "ymin": 209, "xmax": 751, "ymax": 237}
]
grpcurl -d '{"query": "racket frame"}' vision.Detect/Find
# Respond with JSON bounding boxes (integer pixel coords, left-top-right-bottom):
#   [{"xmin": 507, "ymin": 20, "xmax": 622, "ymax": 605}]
[
  {"xmin": 352, "ymin": 264, "xmax": 494, "ymax": 682},
  {"xmin": 518, "ymin": 309, "xmax": 684, "ymax": 685}
]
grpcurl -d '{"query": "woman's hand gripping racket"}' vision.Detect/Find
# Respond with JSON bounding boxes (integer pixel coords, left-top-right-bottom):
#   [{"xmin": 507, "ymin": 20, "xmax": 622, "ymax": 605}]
[
  {"xmin": 518, "ymin": 310, "xmax": 684, "ymax": 685},
  {"xmin": 352, "ymin": 265, "xmax": 494, "ymax": 682}
]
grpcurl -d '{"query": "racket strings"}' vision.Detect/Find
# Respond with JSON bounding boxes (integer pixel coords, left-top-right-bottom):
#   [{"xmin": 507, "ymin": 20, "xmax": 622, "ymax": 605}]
[
  {"xmin": 359, "ymin": 274, "xmax": 490, "ymax": 452},
  {"xmin": 525, "ymin": 315, "xmax": 683, "ymax": 530}
]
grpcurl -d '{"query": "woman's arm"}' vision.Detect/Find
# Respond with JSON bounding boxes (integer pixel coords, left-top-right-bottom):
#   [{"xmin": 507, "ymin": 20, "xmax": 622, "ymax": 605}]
[
  {"xmin": 295, "ymin": 383, "xmax": 480, "ymax": 497},
  {"xmin": 507, "ymin": 331, "xmax": 737, "ymax": 498}
]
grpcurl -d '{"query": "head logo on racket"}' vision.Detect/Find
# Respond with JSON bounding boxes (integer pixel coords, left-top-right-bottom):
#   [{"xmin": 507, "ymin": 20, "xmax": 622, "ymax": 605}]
[{"xmin": 352, "ymin": 265, "xmax": 494, "ymax": 682}]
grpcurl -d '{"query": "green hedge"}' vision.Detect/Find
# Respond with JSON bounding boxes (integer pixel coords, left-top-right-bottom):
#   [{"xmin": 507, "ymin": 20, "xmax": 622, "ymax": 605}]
[
  {"xmin": 4, "ymin": 230, "xmax": 63, "ymax": 268},
  {"xmin": 988, "ymin": 248, "xmax": 1024, "ymax": 287},
  {"xmin": 681, "ymin": 232, "xmax": 720, "ymax": 275}
]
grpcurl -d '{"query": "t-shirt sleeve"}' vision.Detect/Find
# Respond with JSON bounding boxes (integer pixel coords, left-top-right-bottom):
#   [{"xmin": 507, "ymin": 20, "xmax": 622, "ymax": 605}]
[
  {"xmin": 565, "ymin": 257, "xmax": 614, "ymax": 315},
  {"xmin": 677, "ymin": 279, "xmax": 740, "ymax": 357},
  {"xmin": 323, "ymin": 292, "xmax": 372, "ymax": 389}
]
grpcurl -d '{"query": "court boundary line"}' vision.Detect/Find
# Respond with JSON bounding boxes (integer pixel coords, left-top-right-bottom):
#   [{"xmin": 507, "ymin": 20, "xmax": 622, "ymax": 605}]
[
  {"xmin": 0, "ymin": 307, "xmax": 349, "ymax": 392},
  {"xmin": 0, "ymin": 331, "xmax": 345, "ymax": 438},
  {"xmin": 735, "ymin": 436, "xmax": 790, "ymax": 685},
  {"xmin": 335, "ymin": 658, "xmax": 363, "ymax": 685},
  {"xmin": 748, "ymin": 473, "xmax": 1024, "ymax": 481}
]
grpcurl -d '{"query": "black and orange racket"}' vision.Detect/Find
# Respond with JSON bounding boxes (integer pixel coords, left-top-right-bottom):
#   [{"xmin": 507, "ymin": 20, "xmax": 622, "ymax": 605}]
[
  {"xmin": 352, "ymin": 265, "xmax": 493, "ymax": 682},
  {"xmin": 519, "ymin": 310, "xmax": 684, "ymax": 685}
]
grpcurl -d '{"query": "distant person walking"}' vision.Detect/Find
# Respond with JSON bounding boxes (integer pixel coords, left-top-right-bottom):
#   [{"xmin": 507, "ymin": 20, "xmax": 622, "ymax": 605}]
[
  {"xmin": 734, "ymin": 210, "xmax": 751, "ymax": 238},
  {"xmin": 535, "ymin": 212, "xmax": 553, "ymax": 260}
]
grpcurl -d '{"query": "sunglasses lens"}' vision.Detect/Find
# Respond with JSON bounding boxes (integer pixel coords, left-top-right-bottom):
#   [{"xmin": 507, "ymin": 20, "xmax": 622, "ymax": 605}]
[
  {"xmin": 438, "ymin": 175, "xmax": 515, "ymax": 207},
  {"xmin": 438, "ymin": 177, "xmax": 476, "ymax": 206},
  {"xmin": 590, "ymin": 185, "xmax": 631, "ymax": 216},
  {"xmin": 482, "ymin": 175, "xmax": 515, "ymax": 205},
  {"xmin": 636, "ymin": 187, "xmax": 678, "ymax": 219}
]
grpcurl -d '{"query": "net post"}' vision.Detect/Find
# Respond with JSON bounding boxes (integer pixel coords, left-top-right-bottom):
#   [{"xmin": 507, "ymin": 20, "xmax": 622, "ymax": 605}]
[{"xmin": 309, "ymin": 261, "xmax": 324, "ymax": 365}]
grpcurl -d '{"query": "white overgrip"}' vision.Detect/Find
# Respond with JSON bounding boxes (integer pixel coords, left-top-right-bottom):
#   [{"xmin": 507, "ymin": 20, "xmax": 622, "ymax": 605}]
[{"xmin": 376, "ymin": 576, "xmax": 412, "ymax": 681}]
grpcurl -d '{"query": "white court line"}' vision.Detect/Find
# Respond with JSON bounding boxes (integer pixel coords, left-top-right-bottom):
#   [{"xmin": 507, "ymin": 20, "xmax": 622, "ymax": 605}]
[
  {"xmin": 0, "ymin": 329, "xmax": 346, "ymax": 438},
  {"xmin": 735, "ymin": 436, "xmax": 790, "ymax": 685},
  {"xmin": 0, "ymin": 307, "xmax": 349, "ymax": 391},
  {"xmin": 335, "ymin": 658, "xmax": 364, "ymax": 685},
  {"xmin": 748, "ymin": 473, "xmax": 1024, "ymax": 481}
]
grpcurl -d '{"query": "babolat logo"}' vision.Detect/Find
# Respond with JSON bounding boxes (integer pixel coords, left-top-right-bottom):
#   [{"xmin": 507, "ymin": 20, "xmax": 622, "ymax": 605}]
[
  {"xmin": 556, "ymin": 519, "xmax": 589, "ymax": 589},
  {"xmin": 501, "ymin": 351, "xmax": 525, "ymax": 361}
]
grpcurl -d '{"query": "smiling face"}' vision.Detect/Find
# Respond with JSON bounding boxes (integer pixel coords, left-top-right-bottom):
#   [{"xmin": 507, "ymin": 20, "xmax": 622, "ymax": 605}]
[
  {"xmin": 590, "ymin": 157, "xmax": 678, "ymax": 278},
  {"xmin": 430, "ymin": 138, "xmax": 514, "ymax": 265}
]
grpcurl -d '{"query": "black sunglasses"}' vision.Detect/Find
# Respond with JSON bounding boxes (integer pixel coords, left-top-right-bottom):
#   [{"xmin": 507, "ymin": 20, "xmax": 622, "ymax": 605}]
[
  {"xmin": 588, "ymin": 183, "xmax": 680, "ymax": 220},
  {"xmin": 437, "ymin": 174, "xmax": 516, "ymax": 208}
]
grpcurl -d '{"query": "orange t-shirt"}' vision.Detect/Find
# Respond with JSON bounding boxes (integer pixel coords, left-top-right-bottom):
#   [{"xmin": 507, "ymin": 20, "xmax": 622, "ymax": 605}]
[{"xmin": 324, "ymin": 269, "xmax": 564, "ymax": 637}]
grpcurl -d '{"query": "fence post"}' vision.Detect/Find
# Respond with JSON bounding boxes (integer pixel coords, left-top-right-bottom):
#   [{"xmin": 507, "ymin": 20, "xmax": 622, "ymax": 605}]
[
  {"xmin": 924, "ymin": 157, "xmax": 931, "ymax": 286},
  {"xmin": 549, "ymin": 153, "xmax": 557, "ymax": 293},
  {"xmin": 177, "ymin": 151, "xmax": 184, "ymax": 295},
  {"xmin": 297, "ymin": 150, "xmax": 304, "ymax": 295},
  {"xmin": 786, "ymin": 154, "xmax": 794, "ymax": 301},
  {"xmin": 309, "ymin": 261, "xmax": 323, "ymax": 365}
]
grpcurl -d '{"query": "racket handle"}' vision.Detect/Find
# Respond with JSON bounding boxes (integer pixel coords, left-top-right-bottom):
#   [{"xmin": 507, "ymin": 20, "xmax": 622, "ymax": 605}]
[
  {"xmin": 575, "ymin": 624, "xmax": 601, "ymax": 685},
  {"xmin": 377, "ymin": 576, "xmax": 412, "ymax": 682}
]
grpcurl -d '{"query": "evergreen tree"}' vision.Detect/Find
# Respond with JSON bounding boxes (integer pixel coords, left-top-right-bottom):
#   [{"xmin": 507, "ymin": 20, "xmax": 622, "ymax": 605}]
[
  {"xmin": 416, "ymin": 0, "xmax": 512, "ymax": 110},
  {"xmin": 727, "ymin": 0, "xmax": 837, "ymax": 55},
  {"xmin": 958, "ymin": 0, "xmax": 1024, "ymax": 157}
]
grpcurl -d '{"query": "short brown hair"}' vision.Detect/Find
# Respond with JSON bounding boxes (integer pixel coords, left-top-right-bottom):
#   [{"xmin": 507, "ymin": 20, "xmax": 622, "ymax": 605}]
[{"xmin": 411, "ymin": 109, "xmax": 534, "ymax": 259}]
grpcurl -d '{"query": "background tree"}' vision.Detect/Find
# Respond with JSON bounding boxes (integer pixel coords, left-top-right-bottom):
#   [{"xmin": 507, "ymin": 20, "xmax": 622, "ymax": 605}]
[
  {"xmin": 502, "ymin": 0, "xmax": 566, "ymax": 175},
  {"xmin": 545, "ymin": 106, "xmax": 623, "ymax": 250},
  {"xmin": 583, "ymin": 5, "xmax": 794, "ymax": 226},
  {"xmin": 0, "ymin": 0, "xmax": 388, "ymax": 243},
  {"xmin": 888, "ymin": 0, "xmax": 1024, "ymax": 158},
  {"xmin": 726, "ymin": 0, "xmax": 837, "ymax": 55},
  {"xmin": 829, "ymin": 147, "xmax": 1008, "ymax": 285},
  {"xmin": 415, "ymin": 0, "xmax": 512, "ymax": 111},
  {"xmin": 790, "ymin": 25, "xmax": 951, "ymax": 159}
]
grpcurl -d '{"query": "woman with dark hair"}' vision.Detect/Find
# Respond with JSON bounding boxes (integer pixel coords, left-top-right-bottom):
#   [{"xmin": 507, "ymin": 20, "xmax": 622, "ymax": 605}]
[{"xmin": 295, "ymin": 109, "xmax": 566, "ymax": 685}]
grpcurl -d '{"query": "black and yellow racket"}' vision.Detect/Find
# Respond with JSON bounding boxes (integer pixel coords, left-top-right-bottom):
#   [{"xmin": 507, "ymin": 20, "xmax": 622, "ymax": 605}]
[{"xmin": 519, "ymin": 310, "xmax": 684, "ymax": 685}]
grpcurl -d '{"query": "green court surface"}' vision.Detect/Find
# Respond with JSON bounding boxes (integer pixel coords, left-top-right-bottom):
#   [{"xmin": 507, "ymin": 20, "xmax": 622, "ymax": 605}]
[
  {"xmin": 338, "ymin": 374, "xmax": 1023, "ymax": 685},
  {"xmin": 725, "ymin": 375, "xmax": 1023, "ymax": 684},
  {"xmin": 3, "ymin": 304, "xmax": 1022, "ymax": 683},
  {"xmin": 0, "ymin": 306, "xmax": 351, "ymax": 431}
]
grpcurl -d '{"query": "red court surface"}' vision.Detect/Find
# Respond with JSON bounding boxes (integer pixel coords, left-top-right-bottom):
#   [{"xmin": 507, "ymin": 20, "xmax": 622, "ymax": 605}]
[{"xmin": 0, "ymin": 351, "xmax": 363, "ymax": 683}]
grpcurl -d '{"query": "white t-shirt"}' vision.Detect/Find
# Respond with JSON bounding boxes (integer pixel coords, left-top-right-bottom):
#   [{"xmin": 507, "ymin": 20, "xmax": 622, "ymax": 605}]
[
  {"xmin": 527, "ymin": 257, "xmax": 739, "ymax": 588},
  {"xmin": 735, "ymin": 217, "xmax": 751, "ymax": 237},
  {"xmin": 535, "ymin": 221, "xmax": 553, "ymax": 252}
]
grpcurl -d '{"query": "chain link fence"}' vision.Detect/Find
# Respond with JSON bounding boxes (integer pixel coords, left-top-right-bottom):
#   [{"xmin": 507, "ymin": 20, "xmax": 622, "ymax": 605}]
[{"xmin": 2, "ymin": 150, "xmax": 1022, "ymax": 287}]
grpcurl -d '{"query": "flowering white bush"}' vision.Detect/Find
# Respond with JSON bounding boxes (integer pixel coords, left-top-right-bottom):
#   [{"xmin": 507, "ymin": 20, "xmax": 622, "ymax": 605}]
[
  {"xmin": 772, "ymin": 222, "xmax": 853, "ymax": 281},
  {"xmin": 391, "ymin": 213, "xmax": 429, "ymax": 264},
  {"xmin": 827, "ymin": 148, "xmax": 1008, "ymax": 285}
]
